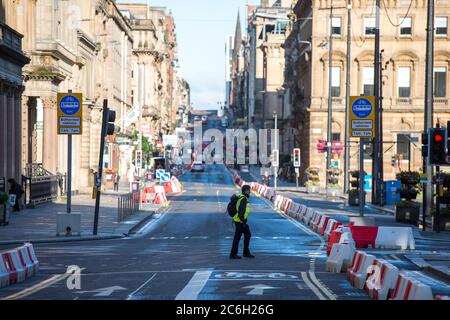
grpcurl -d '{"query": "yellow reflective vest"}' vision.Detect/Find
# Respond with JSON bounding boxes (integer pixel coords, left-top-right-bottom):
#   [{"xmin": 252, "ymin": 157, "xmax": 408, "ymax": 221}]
[{"xmin": 233, "ymin": 194, "xmax": 250, "ymax": 223}]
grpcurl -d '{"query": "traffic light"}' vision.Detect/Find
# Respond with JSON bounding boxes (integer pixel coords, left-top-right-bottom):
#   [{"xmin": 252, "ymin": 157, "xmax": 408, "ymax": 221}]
[
  {"xmin": 428, "ymin": 128, "xmax": 448, "ymax": 165},
  {"xmin": 391, "ymin": 156, "xmax": 396, "ymax": 167},
  {"xmin": 293, "ymin": 148, "xmax": 301, "ymax": 167},
  {"xmin": 421, "ymin": 132, "xmax": 428, "ymax": 158},
  {"xmin": 104, "ymin": 108, "xmax": 116, "ymax": 136},
  {"xmin": 135, "ymin": 150, "xmax": 142, "ymax": 169}
]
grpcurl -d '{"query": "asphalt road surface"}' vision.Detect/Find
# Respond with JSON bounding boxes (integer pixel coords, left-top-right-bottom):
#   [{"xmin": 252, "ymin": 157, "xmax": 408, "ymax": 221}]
[{"xmin": 0, "ymin": 162, "xmax": 369, "ymax": 300}]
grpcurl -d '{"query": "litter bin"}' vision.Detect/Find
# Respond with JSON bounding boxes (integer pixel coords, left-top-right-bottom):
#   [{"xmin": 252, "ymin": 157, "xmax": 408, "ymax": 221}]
[
  {"xmin": 385, "ymin": 180, "xmax": 401, "ymax": 205},
  {"xmin": 0, "ymin": 204, "xmax": 10, "ymax": 225}
]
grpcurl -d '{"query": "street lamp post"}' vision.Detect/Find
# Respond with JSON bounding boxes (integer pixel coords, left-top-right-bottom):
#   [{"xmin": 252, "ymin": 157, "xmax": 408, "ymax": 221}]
[
  {"xmin": 326, "ymin": 5, "xmax": 334, "ymax": 191},
  {"xmin": 273, "ymin": 112, "xmax": 278, "ymax": 190}
]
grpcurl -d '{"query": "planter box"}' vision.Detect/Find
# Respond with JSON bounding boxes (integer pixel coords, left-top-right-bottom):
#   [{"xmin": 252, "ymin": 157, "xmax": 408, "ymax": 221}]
[
  {"xmin": 395, "ymin": 206, "xmax": 420, "ymax": 225},
  {"xmin": 327, "ymin": 188, "xmax": 341, "ymax": 197},
  {"xmin": 0, "ymin": 204, "xmax": 10, "ymax": 225},
  {"xmin": 307, "ymin": 185, "xmax": 320, "ymax": 194},
  {"xmin": 432, "ymin": 215, "xmax": 450, "ymax": 232}
]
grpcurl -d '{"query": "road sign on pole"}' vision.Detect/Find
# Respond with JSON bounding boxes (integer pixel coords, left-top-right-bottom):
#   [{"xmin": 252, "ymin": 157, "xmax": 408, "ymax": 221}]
[
  {"xmin": 350, "ymin": 96, "xmax": 375, "ymax": 138},
  {"xmin": 160, "ymin": 172, "xmax": 171, "ymax": 183},
  {"xmin": 135, "ymin": 150, "xmax": 142, "ymax": 169},
  {"xmin": 57, "ymin": 92, "xmax": 83, "ymax": 135}
]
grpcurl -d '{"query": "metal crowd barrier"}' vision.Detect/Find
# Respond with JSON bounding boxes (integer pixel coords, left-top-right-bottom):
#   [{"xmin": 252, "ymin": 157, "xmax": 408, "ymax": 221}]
[{"xmin": 117, "ymin": 191, "xmax": 141, "ymax": 222}]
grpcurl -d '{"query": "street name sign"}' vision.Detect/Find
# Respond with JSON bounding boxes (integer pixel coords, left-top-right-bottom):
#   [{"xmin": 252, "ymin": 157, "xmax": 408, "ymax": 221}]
[
  {"xmin": 57, "ymin": 92, "xmax": 83, "ymax": 135},
  {"xmin": 350, "ymin": 96, "xmax": 375, "ymax": 138}
]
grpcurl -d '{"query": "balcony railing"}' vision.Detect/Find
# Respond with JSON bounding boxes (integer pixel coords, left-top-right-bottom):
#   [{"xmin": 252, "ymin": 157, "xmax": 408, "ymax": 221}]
[{"xmin": 434, "ymin": 98, "xmax": 448, "ymax": 104}]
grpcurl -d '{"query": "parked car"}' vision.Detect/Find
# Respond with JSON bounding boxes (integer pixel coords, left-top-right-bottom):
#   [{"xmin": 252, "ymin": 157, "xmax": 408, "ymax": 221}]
[
  {"xmin": 191, "ymin": 161, "xmax": 205, "ymax": 172},
  {"xmin": 241, "ymin": 165, "xmax": 249, "ymax": 173},
  {"xmin": 193, "ymin": 116, "xmax": 201, "ymax": 122}
]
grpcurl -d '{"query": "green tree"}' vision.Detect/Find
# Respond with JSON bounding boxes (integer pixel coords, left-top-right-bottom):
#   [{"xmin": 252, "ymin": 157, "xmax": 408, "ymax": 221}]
[{"xmin": 131, "ymin": 130, "xmax": 154, "ymax": 166}]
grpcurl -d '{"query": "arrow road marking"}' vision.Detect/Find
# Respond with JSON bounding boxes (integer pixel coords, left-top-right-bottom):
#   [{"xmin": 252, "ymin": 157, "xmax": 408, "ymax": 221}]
[
  {"xmin": 75, "ymin": 286, "xmax": 127, "ymax": 297},
  {"xmin": 243, "ymin": 284, "xmax": 279, "ymax": 296}
]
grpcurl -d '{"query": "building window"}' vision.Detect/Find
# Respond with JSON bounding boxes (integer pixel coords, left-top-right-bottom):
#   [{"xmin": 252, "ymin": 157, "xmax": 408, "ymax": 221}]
[
  {"xmin": 363, "ymin": 67, "xmax": 374, "ymax": 96},
  {"xmin": 399, "ymin": 17, "xmax": 412, "ymax": 36},
  {"xmin": 331, "ymin": 66, "xmax": 341, "ymax": 97},
  {"xmin": 332, "ymin": 133, "xmax": 341, "ymax": 142},
  {"xmin": 435, "ymin": 17, "xmax": 448, "ymax": 36},
  {"xmin": 364, "ymin": 17, "xmax": 376, "ymax": 35},
  {"xmin": 398, "ymin": 67, "xmax": 411, "ymax": 97},
  {"xmin": 332, "ymin": 17, "xmax": 342, "ymax": 36},
  {"xmin": 397, "ymin": 134, "xmax": 410, "ymax": 161},
  {"xmin": 434, "ymin": 67, "xmax": 447, "ymax": 97}
]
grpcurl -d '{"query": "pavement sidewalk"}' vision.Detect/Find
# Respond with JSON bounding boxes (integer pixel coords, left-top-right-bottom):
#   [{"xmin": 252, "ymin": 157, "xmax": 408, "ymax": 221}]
[{"xmin": 0, "ymin": 191, "xmax": 164, "ymax": 246}]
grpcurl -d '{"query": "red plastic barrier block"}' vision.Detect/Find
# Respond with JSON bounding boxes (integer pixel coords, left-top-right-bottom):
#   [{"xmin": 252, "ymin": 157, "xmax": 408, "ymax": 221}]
[
  {"xmin": 350, "ymin": 226, "xmax": 379, "ymax": 249},
  {"xmin": 327, "ymin": 230, "xmax": 342, "ymax": 256}
]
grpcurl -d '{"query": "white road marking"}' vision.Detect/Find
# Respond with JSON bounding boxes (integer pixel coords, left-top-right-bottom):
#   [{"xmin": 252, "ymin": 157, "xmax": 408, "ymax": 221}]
[
  {"xmin": 127, "ymin": 273, "xmax": 157, "ymax": 300},
  {"xmin": 1, "ymin": 268, "xmax": 85, "ymax": 300},
  {"xmin": 301, "ymin": 272, "xmax": 326, "ymax": 300},
  {"xmin": 76, "ymin": 286, "xmax": 127, "ymax": 297},
  {"xmin": 308, "ymin": 271, "xmax": 337, "ymax": 300},
  {"xmin": 244, "ymin": 284, "xmax": 278, "ymax": 295},
  {"xmin": 175, "ymin": 270, "xmax": 212, "ymax": 300}
]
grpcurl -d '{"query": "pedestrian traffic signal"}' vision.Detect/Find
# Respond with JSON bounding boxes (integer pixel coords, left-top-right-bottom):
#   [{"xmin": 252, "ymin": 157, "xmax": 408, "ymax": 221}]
[
  {"xmin": 105, "ymin": 108, "xmax": 116, "ymax": 136},
  {"xmin": 391, "ymin": 156, "xmax": 396, "ymax": 167},
  {"xmin": 428, "ymin": 128, "xmax": 448, "ymax": 165},
  {"xmin": 293, "ymin": 148, "xmax": 301, "ymax": 167}
]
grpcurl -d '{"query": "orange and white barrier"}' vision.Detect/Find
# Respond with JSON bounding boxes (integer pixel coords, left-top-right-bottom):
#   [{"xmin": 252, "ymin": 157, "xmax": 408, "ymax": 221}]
[
  {"xmin": 154, "ymin": 191, "xmax": 167, "ymax": 205},
  {"xmin": 389, "ymin": 274, "xmax": 433, "ymax": 300},
  {"xmin": 366, "ymin": 259, "xmax": 399, "ymax": 300},
  {"xmin": 310, "ymin": 211, "xmax": 323, "ymax": 230},
  {"xmin": 280, "ymin": 198, "xmax": 293, "ymax": 213},
  {"xmin": 347, "ymin": 250, "xmax": 376, "ymax": 289}
]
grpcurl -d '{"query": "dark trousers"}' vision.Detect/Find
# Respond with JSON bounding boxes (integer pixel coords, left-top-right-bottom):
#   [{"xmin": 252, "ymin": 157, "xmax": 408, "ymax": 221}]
[
  {"xmin": 13, "ymin": 197, "xmax": 20, "ymax": 212},
  {"xmin": 114, "ymin": 183, "xmax": 119, "ymax": 191},
  {"xmin": 230, "ymin": 222, "xmax": 251, "ymax": 256}
]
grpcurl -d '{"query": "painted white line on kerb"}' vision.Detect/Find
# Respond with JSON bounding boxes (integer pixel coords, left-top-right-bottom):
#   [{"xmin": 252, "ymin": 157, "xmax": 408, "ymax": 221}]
[
  {"xmin": 175, "ymin": 271, "xmax": 212, "ymax": 300},
  {"xmin": 301, "ymin": 272, "xmax": 326, "ymax": 301}
]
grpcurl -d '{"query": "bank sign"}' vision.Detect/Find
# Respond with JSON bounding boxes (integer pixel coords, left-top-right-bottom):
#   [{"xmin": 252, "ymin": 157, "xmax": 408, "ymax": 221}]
[
  {"xmin": 57, "ymin": 92, "xmax": 83, "ymax": 135},
  {"xmin": 350, "ymin": 96, "xmax": 375, "ymax": 138}
]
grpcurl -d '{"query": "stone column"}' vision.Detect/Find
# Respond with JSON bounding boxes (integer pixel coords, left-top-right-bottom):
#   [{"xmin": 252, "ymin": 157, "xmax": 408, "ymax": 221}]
[
  {"xmin": 6, "ymin": 86, "xmax": 15, "ymax": 180},
  {"xmin": 0, "ymin": 83, "xmax": 7, "ymax": 178},
  {"xmin": 14, "ymin": 89, "xmax": 23, "ymax": 181},
  {"xmin": 42, "ymin": 96, "xmax": 57, "ymax": 173}
]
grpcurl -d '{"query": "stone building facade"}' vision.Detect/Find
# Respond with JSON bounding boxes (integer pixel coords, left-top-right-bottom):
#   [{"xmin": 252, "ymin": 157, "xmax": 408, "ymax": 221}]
[
  {"xmin": 285, "ymin": 0, "xmax": 450, "ymax": 188},
  {"xmin": 0, "ymin": 0, "xmax": 30, "ymax": 182}
]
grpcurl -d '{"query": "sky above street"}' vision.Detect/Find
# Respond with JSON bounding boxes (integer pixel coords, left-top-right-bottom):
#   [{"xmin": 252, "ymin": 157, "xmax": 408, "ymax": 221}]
[{"xmin": 118, "ymin": 0, "xmax": 258, "ymax": 110}]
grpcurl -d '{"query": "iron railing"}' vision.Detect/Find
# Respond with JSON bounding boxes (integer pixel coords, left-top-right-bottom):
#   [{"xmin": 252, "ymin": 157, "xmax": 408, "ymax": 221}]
[
  {"xmin": 22, "ymin": 164, "xmax": 64, "ymax": 206},
  {"xmin": 117, "ymin": 192, "xmax": 141, "ymax": 222}
]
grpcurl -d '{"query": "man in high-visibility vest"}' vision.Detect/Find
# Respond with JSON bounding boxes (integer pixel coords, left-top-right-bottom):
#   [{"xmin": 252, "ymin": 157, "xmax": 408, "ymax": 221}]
[{"xmin": 230, "ymin": 185, "xmax": 255, "ymax": 259}]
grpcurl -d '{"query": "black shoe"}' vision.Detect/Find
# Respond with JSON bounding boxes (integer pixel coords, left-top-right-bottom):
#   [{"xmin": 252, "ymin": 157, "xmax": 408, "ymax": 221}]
[
  {"xmin": 243, "ymin": 254, "xmax": 255, "ymax": 258},
  {"xmin": 229, "ymin": 255, "xmax": 242, "ymax": 259}
]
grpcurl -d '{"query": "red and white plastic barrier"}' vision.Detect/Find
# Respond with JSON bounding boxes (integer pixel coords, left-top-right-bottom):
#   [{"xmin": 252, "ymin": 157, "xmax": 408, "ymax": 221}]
[
  {"xmin": 317, "ymin": 215, "xmax": 331, "ymax": 235},
  {"xmin": 389, "ymin": 274, "xmax": 434, "ymax": 300},
  {"xmin": 366, "ymin": 259, "xmax": 399, "ymax": 300},
  {"xmin": 324, "ymin": 219, "xmax": 342, "ymax": 241},
  {"xmin": 375, "ymin": 227, "xmax": 415, "ymax": 250},
  {"xmin": 347, "ymin": 250, "xmax": 376, "ymax": 289},
  {"xmin": 0, "ymin": 243, "xmax": 39, "ymax": 288},
  {"xmin": 326, "ymin": 243, "xmax": 355, "ymax": 273},
  {"xmin": 302, "ymin": 207, "xmax": 315, "ymax": 225}
]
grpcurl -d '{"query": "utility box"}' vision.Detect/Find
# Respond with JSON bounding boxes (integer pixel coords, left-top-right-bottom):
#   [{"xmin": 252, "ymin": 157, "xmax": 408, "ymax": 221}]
[
  {"xmin": 385, "ymin": 180, "xmax": 401, "ymax": 205},
  {"xmin": 56, "ymin": 213, "xmax": 81, "ymax": 236}
]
